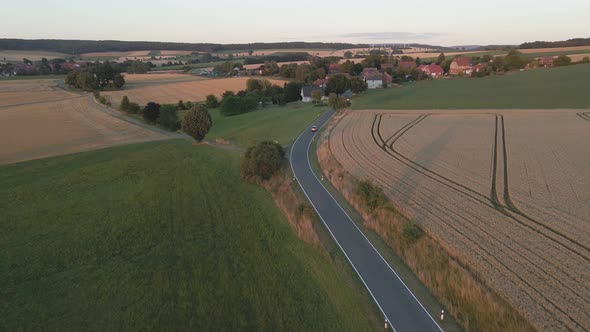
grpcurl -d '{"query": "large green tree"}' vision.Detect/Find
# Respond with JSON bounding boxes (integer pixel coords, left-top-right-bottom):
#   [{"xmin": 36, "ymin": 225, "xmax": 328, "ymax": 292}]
[
  {"xmin": 350, "ymin": 77, "xmax": 368, "ymax": 94},
  {"xmin": 325, "ymin": 74, "xmax": 351, "ymax": 95},
  {"xmin": 240, "ymin": 141, "xmax": 285, "ymax": 180},
  {"xmin": 142, "ymin": 102, "xmax": 161, "ymax": 123},
  {"xmin": 182, "ymin": 104, "xmax": 212, "ymax": 141}
]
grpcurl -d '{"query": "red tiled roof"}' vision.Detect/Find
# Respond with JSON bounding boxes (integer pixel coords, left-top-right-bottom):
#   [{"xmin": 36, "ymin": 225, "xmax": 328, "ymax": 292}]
[
  {"xmin": 427, "ymin": 64, "xmax": 444, "ymax": 74},
  {"xmin": 363, "ymin": 67, "xmax": 379, "ymax": 74},
  {"xmin": 452, "ymin": 57, "xmax": 471, "ymax": 67},
  {"xmin": 364, "ymin": 71, "xmax": 383, "ymax": 81}
]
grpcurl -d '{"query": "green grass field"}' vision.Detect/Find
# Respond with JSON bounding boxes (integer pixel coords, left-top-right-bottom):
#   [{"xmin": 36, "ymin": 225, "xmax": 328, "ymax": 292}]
[
  {"xmin": 206, "ymin": 103, "xmax": 326, "ymax": 147},
  {"xmin": 0, "ymin": 140, "xmax": 378, "ymax": 331},
  {"xmin": 352, "ymin": 63, "xmax": 590, "ymax": 109}
]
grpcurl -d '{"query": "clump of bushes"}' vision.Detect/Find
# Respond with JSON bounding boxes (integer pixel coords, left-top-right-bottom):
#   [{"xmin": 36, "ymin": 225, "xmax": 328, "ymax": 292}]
[
  {"xmin": 120, "ymin": 96, "xmax": 130, "ymax": 111},
  {"xmin": 205, "ymin": 94, "xmax": 219, "ymax": 108},
  {"xmin": 159, "ymin": 104, "xmax": 181, "ymax": 131},
  {"xmin": 554, "ymin": 55, "xmax": 572, "ymax": 67},
  {"xmin": 65, "ymin": 61, "xmax": 125, "ymax": 91},
  {"xmin": 220, "ymin": 95, "xmax": 258, "ymax": 116},
  {"xmin": 240, "ymin": 141, "xmax": 285, "ymax": 180},
  {"xmin": 402, "ymin": 221, "xmax": 423, "ymax": 243},
  {"xmin": 182, "ymin": 104, "xmax": 212, "ymax": 141},
  {"xmin": 142, "ymin": 102, "xmax": 161, "ymax": 123},
  {"xmin": 355, "ymin": 180, "xmax": 387, "ymax": 212}
]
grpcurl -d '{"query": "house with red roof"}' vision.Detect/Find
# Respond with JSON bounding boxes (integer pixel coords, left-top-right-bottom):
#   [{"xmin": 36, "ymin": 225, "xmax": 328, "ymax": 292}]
[
  {"xmin": 417, "ymin": 64, "xmax": 445, "ymax": 78},
  {"xmin": 450, "ymin": 57, "xmax": 472, "ymax": 75},
  {"xmin": 313, "ymin": 78, "xmax": 327, "ymax": 87},
  {"xmin": 363, "ymin": 68, "xmax": 385, "ymax": 89},
  {"xmin": 473, "ymin": 63, "xmax": 488, "ymax": 73}
]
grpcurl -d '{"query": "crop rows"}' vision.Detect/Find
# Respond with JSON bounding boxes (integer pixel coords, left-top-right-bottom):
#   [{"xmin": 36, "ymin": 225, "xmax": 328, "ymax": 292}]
[{"xmin": 328, "ymin": 110, "xmax": 590, "ymax": 331}]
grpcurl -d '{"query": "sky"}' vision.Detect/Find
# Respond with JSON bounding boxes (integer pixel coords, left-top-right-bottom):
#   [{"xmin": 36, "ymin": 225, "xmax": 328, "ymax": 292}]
[{"xmin": 1, "ymin": 0, "xmax": 589, "ymax": 46}]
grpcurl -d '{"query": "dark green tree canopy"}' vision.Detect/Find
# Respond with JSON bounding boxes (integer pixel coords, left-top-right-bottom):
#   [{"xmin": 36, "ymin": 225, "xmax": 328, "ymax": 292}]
[
  {"xmin": 182, "ymin": 104, "xmax": 213, "ymax": 141},
  {"xmin": 143, "ymin": 102, "xmax": 161, "ymax": 123},
  {"xmin": 240, "ymin": 141, "xmax": 285, "ymax": 181},
  {"xmin": 325, "ymin": 74, "xmax": 351, "ymax": 96}
]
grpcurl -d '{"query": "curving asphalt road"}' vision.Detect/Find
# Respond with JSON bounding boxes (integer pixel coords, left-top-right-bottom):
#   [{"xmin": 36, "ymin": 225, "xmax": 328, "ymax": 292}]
[{"xmin": 289, "ymin": 110, "xmax": 443, "ymax": 332}]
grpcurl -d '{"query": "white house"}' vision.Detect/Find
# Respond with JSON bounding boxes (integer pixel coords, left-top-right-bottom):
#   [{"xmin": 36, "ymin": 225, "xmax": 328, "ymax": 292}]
[
  {"xmin": 363, "ymin": 70, "xmax": 384, "ymax": 89},
  {"xmin": 301, "ymin": 86, "xmax": 324, "ymax": 102}
]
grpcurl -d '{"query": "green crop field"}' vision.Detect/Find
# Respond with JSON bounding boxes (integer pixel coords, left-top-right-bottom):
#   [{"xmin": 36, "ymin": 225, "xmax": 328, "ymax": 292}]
[
  {"xmin": 352, "ymin": 63, "xmax": 590, "ymax": 109},
  {"xmin": 0, "ymin": 140, "xmax": 378, "ymax": 331},
  {"xmin": 206, "ymin": 103, "xmax": 327, "ymax": 147}
]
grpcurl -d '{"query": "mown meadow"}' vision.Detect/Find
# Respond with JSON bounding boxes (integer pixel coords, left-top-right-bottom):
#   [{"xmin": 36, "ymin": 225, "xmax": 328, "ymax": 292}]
[{"xmin": 0, "ymin": 140, "xmax": 378, "ymax": 330}]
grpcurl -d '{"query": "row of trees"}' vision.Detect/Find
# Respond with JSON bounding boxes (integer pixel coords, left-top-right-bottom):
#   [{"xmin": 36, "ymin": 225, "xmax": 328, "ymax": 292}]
[
  {"xmin": 66, "ymin": 61, "xmax": 125, "ymax": 91},
  {"xmin": 215, "ymin": 79, "xmax": 305, "ymax": 116},
  {"xmin": 119, "ymin": 96, "xmax": 212, "ymax": 141}
]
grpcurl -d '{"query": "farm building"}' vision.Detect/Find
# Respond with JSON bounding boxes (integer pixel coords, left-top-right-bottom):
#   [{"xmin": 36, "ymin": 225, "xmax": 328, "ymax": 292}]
[
  {"xmin": 301, "ymin": 86, "xmax": 325, "ymax": 102},
  {"xmin": 450, "ymin": 57, "xmax": 473, "ymax": 75},
  {"xmin": 312, "ymin": 78, "xmax": 327, "ymax": 87},
  {"xmin": 363, "ymin": 68, "xmax": 385, "ymax": 89},
  {"xmin": 417, "ymin": 64, "xmax": 445, "ymax": 78},
  {"xmin": 539, "ymin": 56, "xmax": 555, "ymax": 67}
]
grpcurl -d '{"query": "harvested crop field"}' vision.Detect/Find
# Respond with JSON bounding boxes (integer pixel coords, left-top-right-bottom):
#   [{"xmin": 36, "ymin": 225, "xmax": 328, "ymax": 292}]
[
  {"xmin": 0, "ymin": 80, "xmax": 165, "ymax": 165},
  {"xmin": 103, "ymin": 77, "xmax": 286, "ymax": 108},
  {"xmin": 327, "ymin": 109, "xmax": 590, "ymax": 331}
]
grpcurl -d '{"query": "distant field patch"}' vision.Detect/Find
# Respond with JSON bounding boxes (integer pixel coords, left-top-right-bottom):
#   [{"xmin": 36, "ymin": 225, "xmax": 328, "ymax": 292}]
[
  {"xmin": 0, "ymin": 80, "xmax": 165, "ymax": 165},
  {"xmin": 0, "ymin": 50, "xmax": 68, "ymax": 62},
  {"xmin": 103, "ymin": 77, "xmax": 287, "ymax": 108},
  {"xmin": 160, "ymin": 50, "xmax": 195, "ymax": 56},
  {"xmin": 352, "ymin": 63, "xmax": 590, "ymax": 110},
  {"xmin": 205, "ymin": 103, "xmax": 326, "ymax": 147}
]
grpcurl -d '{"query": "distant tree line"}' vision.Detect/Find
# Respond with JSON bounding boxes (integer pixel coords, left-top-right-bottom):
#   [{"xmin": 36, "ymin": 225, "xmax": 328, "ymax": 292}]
[
  {"xmin": 0, "ymin": 39, "xmax": 368, "ymax": 54},
  {"xmin": 520, "ymin": 38, "xmax": 590, "ymax": 49},
  {"xmin": 216, "ymin": 78, "xmax": 303, "ymax": 116}
]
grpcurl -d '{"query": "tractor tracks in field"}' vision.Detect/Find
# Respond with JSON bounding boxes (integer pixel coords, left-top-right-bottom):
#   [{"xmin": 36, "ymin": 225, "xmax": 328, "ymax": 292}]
[
  {"xmin": 363, "ymin": 113, "xmax": 588, "ymax": 330},
  {"xmin": 375, "ymin": 113, "xmax": 590, "ymax": 264},
  {"xmin": 577, "ymin": 112, "xmax": 590, "ymax": 122}
]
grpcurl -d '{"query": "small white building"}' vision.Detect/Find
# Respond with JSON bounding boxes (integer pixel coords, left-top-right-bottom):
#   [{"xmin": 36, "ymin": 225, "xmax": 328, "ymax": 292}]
[
  {"xmin": 301, "ymin": 86, "xmax": 325, "ymax": 102},
  {"xmin": 364, "ymin": 72, "xmax": 384, "ymax": 89}
]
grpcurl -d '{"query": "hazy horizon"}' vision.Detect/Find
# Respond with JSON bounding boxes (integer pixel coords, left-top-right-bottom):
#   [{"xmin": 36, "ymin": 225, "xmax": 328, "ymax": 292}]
[{"xmin": 1, "ymin": 0, "xmax": 589, "ymax": 47}]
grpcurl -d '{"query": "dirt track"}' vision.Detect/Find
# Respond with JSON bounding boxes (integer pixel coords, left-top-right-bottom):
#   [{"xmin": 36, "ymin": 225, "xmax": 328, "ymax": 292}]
[{"xmin": 328, "ymin": 109, "xmax": 590, "ymax": 331}]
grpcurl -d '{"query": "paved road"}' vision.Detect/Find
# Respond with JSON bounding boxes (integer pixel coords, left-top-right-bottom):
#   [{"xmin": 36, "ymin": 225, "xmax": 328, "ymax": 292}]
[{"xmin": 290, "ymin": 110, "xmax": 443, "ymax": 332}]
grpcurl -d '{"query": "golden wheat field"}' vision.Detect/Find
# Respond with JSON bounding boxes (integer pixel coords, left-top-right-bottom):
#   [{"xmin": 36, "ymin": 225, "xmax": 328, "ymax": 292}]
[
  {"xmin": 103, "ymin": 77, "xmax": 287, "ymax": 108},
  {"xmin": 0, "ymin": 80, "xmax": 165, "ymax": 165},
  {"xmin": 327, "ymin": 109, "xmax": 590, "ymax": 332}
]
